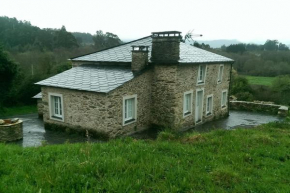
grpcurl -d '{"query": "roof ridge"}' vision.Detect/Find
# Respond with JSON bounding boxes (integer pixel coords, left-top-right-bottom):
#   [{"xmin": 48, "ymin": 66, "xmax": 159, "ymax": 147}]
[{"xmin": 70, "ymin": 35, "xmax": 152, "ymax": 60}]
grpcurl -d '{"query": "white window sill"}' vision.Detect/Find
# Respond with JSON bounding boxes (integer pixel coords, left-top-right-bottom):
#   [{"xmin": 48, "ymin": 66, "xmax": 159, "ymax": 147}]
[
  {"xmin": 50, "ymin": 116, "xmax": 64, "ymax": 122},
  {"xmin": 206, "ymin": 112, "xmax": 213, "ymax": 117},
  {"xmin": 183, "ymin": 111, "xmax": 192, "ymax": 118},
  {"xmin": 123, "ymin": 119, "xmax": 136, "ymax": 126}
]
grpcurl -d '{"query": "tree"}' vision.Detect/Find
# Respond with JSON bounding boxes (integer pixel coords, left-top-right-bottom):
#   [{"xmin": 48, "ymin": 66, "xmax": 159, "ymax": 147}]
[
  {"xmin": 192, "ymin": 41, "xmax": 211, "ymax": 50},
  {"xmin": 271, "ymin": 75, "xmax": 290, "ymax": 105},
  {"xmin": 264, "ymin": 40, "xmax": 279, "ymax": 51},
  {"xmin": 53, "ymin": 26, "xmax": 78, "ymax": 49},
  {"xmin": 278, "ymin": 43, "xmax": 289, "ymax": 51},
  {"xmin": 226, "ymin": 44, "xmax": 246, "ymax": 54},
  {"xmin": 92, "ymin": 30, "xmax": 122, "ymax": 50},
  {"xmin": 0, "ymin": 45, "xmax": 19, "ymax": 108}
]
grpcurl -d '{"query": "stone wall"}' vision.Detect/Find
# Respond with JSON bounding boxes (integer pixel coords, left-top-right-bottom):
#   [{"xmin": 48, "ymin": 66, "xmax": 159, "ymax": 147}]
[
  {"xmin": 175, "ymin": 63, "xmax": 231, "ymax": 130},
  {"xmin": 0, "ymin": 120, "xmax": 23, "ymax": 142},
  {"xmin": 41, "ymin": 69, "xmax": 153, "ymax": 138},
  {"xmin": 151, "ymin": 65, "xmax": 178, "ymax": 128},
  {"xmin": 230, "ymin": 101, "xmax": 288, "ymax": 116},
  {"xmin": 37, "ymin": 99, "xmax": 44, "ymax": 118},
  {"xmin": 150, "ymin": 63, "xmax": 231, "ymax": 130}
]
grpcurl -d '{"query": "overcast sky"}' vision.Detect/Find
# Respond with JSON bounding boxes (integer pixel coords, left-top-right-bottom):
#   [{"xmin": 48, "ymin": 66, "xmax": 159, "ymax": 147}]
[{"xmin": 1, "ymin": 0, "xmax": 289, "ymax": 43}]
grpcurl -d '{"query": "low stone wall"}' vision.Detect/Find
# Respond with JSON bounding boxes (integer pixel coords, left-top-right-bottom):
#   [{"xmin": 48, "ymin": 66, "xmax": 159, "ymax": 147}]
[
  {"xmin": 230, "ymin": 101, "xmax": 288, "ymax": 116},
  {"xmin": 0, "ymin": 120, "xmax": 23, "ymax": 142}
]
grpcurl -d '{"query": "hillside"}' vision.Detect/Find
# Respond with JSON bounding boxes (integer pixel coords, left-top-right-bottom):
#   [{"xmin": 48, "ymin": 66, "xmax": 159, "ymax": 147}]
[
  {"xmin": 0, "ymin": 120, "xmax": 290, "ymax": 192},
  {"xmin": 0, "ymin": 16, "xmax": 78, "ymax": 51}
]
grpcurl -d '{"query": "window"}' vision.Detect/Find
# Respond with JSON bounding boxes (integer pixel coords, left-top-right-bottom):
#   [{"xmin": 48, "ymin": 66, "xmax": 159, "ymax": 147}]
[
  {"xmin": 123, "ymin": 95, "xmax": 137, "ymax": 125},
  {"xmin": 197, "ymin": 65, "xmax": 206, "ymax": 84},
  {"xmin": 49, "ymin": 93, "xmax": 64, "ymax": 121},
  {"xmin": 221, "ymin": 90, "xmax": 227, "ymax": 108},
  {"xmin": 217, "ymin": 65, "xmax": 224, "ymax": 83},
  {"xmin": 183, "ymin": 91, "xmax": 193, "ymax": 117},
  {"xmin": 206, "ymin": 95, "xmax": 213, "ymax": 116}
]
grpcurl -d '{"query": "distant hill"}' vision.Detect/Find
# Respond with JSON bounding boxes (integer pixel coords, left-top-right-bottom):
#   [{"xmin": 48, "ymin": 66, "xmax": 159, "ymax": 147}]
[
  {"xmin": 195, "ymin": 39, "xmax": 241, "ymax": 48},
  {"xmin": 0, "ymin": 16, "xmax": 78, "ymax": 51}
]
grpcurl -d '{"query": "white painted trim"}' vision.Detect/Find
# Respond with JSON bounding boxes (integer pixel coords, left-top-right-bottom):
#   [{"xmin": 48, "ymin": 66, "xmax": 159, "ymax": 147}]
[
  {"xmin": 183, "ymin": 90, "xmax": 193, "ymax": 118},
  {"xmin": 195, "ymin": 88, "xmax": 204, "ymax": 124},
  {"xmin": 48, "ymin": 93, "xmax": 64, "ymax": 122},
  {"xmin": 196, "ymin": 65, "xmax": 207, "ymax": 86},
  {"xmin": 122, "ymin": 94, "xmax": 137, "ymax": 126},
  {"xmin": 217, "ymin": 64, "xmax": 224, "ymax": 84},
  {"xmin": 206, "ymin": 94, "xmax": 214, "ymax": 117},
  {"xmin": 221, "ymin": 90, "xmax": 228, "ymax": 108}
]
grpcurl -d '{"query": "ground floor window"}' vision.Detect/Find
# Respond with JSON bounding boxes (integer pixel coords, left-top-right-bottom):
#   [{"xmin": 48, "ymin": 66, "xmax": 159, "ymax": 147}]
[
  {"xmin": 183, "ymin": 90, "xmax": 193, "ymax": 117},
  {"xmin": 221, "ymin": 90, "xmax": 228, "ymax": 108},
  {"xmin": 206, "ymin": 94, "xmax": 213, "ymax": 116},
  {"xmin": 49, "ymin": 93, "xmax": 64, "ymax": 121},
  {"xmin": 123, "ymin": 94, "xmax": 137, "ymax": 125}
]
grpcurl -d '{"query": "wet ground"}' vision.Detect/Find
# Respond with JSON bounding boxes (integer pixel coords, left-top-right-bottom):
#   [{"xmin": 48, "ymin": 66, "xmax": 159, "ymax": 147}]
[
  {"xmin": 1, "ymin": 110, "xmax": 284, "ymax": 147},
  {"xmin": 3, "ymin": 114, "xmax": 101, "ymax": 147}
]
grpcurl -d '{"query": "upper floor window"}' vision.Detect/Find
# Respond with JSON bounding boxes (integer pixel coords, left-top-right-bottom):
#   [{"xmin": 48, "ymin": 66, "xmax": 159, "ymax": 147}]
[
  {"xmin": 123, "ymin": 94, "xmax": 137, "ymax": 126},
  {"xmin": 221, "ymin": 90, "xmax": 227, "ymax": 108},
  {"xmin": 49, "ymin": 93, "xmax": 64, "ymax": 121},
  {"xmin": 197, "ymin": 65, "xmax": 206, "ymax": 84},
  {"xmin": 217, "ymin": 65, "xmax": 224, "ymax": 83},
  {"xmin": 183, "ymin": 90, "xmax": 193, "ymax": 117}
]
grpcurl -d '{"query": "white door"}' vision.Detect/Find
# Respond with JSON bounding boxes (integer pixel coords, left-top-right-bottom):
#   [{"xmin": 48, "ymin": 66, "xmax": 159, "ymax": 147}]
[{"xmin": 195, "ymin": 90, "xmax": 204, "ymax": 123}]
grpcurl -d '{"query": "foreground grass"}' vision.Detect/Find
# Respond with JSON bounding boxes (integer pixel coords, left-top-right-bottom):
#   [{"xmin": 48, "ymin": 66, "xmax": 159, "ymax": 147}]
[
  {"xmin": 245, "ymin": 75, "xmax": 275, "ymax": 86},
  {"xmin": 1, "ymin": 122, "xmax": 290, "ymax": 192},
  {"xmin": 0, "ymin": 105, "xmax": 37, "ymax": 117}
]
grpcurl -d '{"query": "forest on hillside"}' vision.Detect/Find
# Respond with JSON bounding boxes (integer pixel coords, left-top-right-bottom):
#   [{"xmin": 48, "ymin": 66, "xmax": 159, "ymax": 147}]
[
  {"xmin": 0, "ymin": 16, "xmax": 122, "ymax": 109},
  {"xmin": 1, "ymin": 16, "xmax": 290, "ymax": 109}
]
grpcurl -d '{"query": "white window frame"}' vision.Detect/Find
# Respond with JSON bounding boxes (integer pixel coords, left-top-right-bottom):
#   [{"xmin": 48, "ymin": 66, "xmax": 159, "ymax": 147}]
[
  {"xmin": 206, "ymin": 94, "xmax": 214, "ymax": 116},
  {"xmin": 183, "ymin": 90, "xmax": 193, "ymax": 118},
  {"xmin": 217, "ymin": 64, "xmax": 224, "ymax": 84},
  {"xmin": 195, "ymin": 88, "xmax": 205, "ymax": 124},
  {"xmin": 123, "ymin": 94, "xmax": 137, "ymax": 126},
  {"xmin": 197, "ymin": 65, "xmax": 207, "ymax": 85},
  {"xmin": 48, "ymin": 93, "xmax": 64, "ymax": 122},
  {"xmin": 221, "ymin": 90, "xmax": 228, "ymax": 108}
]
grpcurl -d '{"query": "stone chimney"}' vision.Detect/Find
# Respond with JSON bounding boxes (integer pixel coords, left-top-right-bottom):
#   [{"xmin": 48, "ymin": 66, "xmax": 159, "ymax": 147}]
[
  {"xmin": 131, "ymin": 46, "xmax": 149, "ymax": 73},
  {"xmin": 151, "ymin": 31, "xmax": 182, "ymax": 64}
]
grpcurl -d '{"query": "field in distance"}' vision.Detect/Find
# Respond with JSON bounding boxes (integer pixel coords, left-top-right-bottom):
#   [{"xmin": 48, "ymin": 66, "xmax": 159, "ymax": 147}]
[{"xmin": 244, "ymin": 75, "xmax": 275, "ymax": 86}]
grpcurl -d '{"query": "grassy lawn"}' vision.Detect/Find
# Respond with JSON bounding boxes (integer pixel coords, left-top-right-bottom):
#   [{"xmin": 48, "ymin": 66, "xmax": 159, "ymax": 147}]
[
  {"xmin": 0, "ymin": 105, "xmax": 37, "ymax": 117},
  {"xmin": 1, "ymin": 120, "xmax": 290, "ymax": 192},
  {"xmin": 245, "ymin": 75, "xmax": 276, "ymax": 86}
]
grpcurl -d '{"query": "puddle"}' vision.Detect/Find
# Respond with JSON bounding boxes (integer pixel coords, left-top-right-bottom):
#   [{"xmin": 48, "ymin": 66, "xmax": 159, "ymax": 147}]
[
  {"xmin": 1, "ymin": 110, "xmax": 284, "ymax": 147},
  {"xmin": 1, "ymin": 114, "xmax": 101, "ymax": 147},
  {"xmin": 194, "ymin": 110, "xmax": 284, "ymax": 132}
]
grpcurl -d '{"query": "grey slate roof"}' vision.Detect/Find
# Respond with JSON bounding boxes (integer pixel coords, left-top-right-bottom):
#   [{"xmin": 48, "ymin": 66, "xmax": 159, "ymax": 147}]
[
  {"xmin": 35, "ymin": 65, "xmax": 134, "ymax": 93},
  {"xmin": 71, "ymin": 36, "xmax": 233, "ymax": 64},
  {"xmin": 32, "ymin": 92, "xmax": 42, "ymax": 99}
]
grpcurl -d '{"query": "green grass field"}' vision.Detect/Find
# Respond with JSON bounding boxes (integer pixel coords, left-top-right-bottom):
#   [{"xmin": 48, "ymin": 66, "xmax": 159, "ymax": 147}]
[
  {"xmin": 245, "ymin": 75, "xmax": 276, "ymax": 86},
  {"xmin": 1, "ymin": 120, "xmax": 290, "ymax": 192},
  {"xmin": 0, "ymin": 105, "xmax": 37, "ymax": 117}
]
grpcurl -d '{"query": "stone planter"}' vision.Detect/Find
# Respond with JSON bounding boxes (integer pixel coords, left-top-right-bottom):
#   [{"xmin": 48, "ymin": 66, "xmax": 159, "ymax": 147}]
[{"xmin": 0, "ymin": 119, "xmax": 23, "ymax": 142}]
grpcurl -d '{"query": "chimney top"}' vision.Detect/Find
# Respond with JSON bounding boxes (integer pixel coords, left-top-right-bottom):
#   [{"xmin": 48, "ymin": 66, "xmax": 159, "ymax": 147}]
[
  {"xmin": 131, "ymin": 46, "xmax": 149, "ymax": 52},
  {"xmin": 152, "ymin": 31, "xmax": 182, "ymax": 38}
]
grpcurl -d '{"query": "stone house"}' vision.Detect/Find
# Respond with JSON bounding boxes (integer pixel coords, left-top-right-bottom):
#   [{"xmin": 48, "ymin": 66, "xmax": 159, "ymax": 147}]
[{"xmin": 35, "ymin": 31, "xmax": 234, "ymax": 138}]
